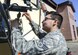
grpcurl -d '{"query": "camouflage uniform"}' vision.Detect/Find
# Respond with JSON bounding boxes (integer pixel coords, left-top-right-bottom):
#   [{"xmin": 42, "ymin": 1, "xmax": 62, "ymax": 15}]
[{"xmin": 11, "ymin": 21, "xmax": 67, "ymax": 55}]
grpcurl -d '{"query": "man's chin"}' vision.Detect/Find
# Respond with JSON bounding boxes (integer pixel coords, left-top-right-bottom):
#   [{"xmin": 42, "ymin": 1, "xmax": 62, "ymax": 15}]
[
  {"xmin": 42, "ymin": 28, "xmax": 50, "ymax": 32},
  {"xmin": 42, "ymin": 28, "xmax": 47, "ymax": 32}
]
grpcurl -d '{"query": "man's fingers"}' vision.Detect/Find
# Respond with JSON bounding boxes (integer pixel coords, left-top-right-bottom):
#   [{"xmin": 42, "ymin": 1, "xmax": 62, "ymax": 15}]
[
  {"xmin": 41, "ymin": 3, "xmax": 47, "ymax": 12},
  {"xmin": 24, "ymin": 12, "xmax": 29, "ymax": 16},
  {"xmin": 22, "ymin": 12, "xmax": 31, "ymax": 22},
  {"xmin": 22, "ymin": 12, "xmax": 30, "ymax": 17},
  {"xmin": 22, "ymin": 13, "xmax": 25, "ymax": 17}
]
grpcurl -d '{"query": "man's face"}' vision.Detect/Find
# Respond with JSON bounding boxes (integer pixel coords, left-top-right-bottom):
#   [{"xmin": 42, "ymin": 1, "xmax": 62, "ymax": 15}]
[{"xmin": 42, "ymin": 14, "xmax": 55, "ymax": 32}]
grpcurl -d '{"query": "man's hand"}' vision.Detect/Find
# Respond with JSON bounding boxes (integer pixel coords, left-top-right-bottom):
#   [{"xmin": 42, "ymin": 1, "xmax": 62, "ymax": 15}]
[
  {"xmin": 22, "ymin": 12, "xmax": 32, "ymax": 22},
  {"xmin": 41, "ymin": 3, "xmax": 47, "ymax": 12}
]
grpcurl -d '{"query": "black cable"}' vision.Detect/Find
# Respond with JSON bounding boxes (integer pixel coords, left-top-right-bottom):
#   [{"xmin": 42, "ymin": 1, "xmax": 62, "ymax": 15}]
[{"xmin": 22, "ymin": 29, "xmax": 32, "ymax": 37}]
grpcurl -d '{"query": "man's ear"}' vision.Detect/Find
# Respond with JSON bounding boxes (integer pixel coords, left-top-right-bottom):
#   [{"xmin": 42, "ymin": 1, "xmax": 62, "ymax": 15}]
[{"xmin": 53, "ymin": 20, "xmax": 57, "ymax": 26}]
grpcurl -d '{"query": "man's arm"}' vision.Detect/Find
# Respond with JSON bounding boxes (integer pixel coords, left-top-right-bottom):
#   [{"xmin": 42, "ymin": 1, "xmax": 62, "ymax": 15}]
[
  {"xmin": 22, "ymin": 3, "xmax": 48, "ymax": 38},
  {"xmin": 29, "ymin": 20, "xmax": 47, "ymax": 39},
  {"xmin": 22, "ymin": 12, "xmax": 47, "ymax": 39}
]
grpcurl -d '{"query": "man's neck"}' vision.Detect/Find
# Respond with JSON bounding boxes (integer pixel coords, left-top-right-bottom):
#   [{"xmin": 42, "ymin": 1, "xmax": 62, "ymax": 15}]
[
  {"xmin": 46, "ymin": 27, "xmax": 59, "ymax": 33},
  {"xmin": 51, "ymin": 26, "xmax": 59, "ymax": 32}
]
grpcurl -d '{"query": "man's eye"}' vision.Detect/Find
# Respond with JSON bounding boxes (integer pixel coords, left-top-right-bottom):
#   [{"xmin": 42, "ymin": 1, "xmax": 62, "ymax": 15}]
[{"xmin": 45, "ymin": 18, "xmax": 51, "ymax": 21}]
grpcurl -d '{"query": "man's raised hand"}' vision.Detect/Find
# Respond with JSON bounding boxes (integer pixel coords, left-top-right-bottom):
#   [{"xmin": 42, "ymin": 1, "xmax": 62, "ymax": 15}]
[{"xmin": 22, "ymin": 12, "xmax": 32, "ymax": 22}]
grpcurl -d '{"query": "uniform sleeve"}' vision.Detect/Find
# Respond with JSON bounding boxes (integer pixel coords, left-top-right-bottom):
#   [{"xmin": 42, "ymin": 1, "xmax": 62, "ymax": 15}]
[{"xmin": 29, "ymin": 21, "xmax": 47, "ymax": 39}]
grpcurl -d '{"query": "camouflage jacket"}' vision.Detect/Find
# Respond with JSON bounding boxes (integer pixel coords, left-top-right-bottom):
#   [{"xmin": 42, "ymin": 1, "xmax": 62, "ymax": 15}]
[{"xmin": 11, "ymin": 21, "xmax": 67, "ymax": 55}]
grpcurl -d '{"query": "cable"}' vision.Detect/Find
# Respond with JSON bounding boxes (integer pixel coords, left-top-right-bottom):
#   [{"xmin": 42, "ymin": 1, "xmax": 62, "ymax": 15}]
[
  {"xmin": 7, "ymin": 3, "xmax": 19, "ymax": 10},
  {"xmin": 22, "ymin": 29, "xmax": 32, "ymax": 37},
  {"xmin": 38, "ymin": 0, "xmax": 42, "ymax": 31}
]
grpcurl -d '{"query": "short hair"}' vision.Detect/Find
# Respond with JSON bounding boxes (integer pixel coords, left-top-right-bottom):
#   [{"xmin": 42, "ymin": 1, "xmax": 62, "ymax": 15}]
[{"xmin": 46, "ymin": 11, "xmax": 63, "ymax": 29}]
